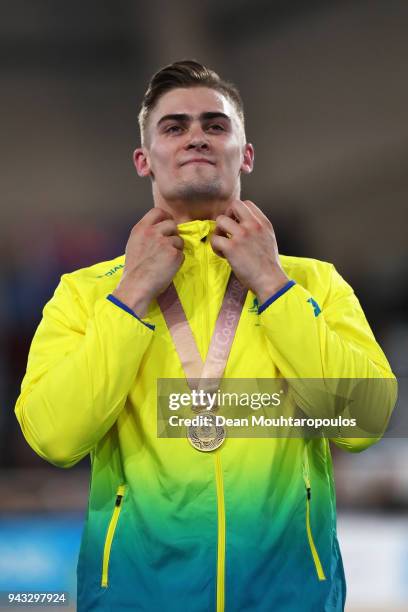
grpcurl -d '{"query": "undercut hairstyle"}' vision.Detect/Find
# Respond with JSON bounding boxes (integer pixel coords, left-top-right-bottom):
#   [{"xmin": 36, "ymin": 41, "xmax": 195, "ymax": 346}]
[{"xmin": 138, "ymin": 60, "xmax": 245, "ymax": 145}]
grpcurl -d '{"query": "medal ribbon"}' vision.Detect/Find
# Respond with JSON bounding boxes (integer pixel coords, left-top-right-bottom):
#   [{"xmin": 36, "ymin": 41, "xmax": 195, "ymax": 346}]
[{"xmin": 157, "ymin": 272, "xmax": 247, "ymax": 400}]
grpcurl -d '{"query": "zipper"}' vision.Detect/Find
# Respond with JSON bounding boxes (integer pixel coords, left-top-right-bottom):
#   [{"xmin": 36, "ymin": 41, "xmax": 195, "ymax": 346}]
[
  {"xmin": 303, "ymin": 449, "xmax": 326, "ymax": 581},
  {"xmin": 101, "ymin": 484, "xmax": 126, "ymax": 588},
  {"xmin": 214, "ymin": 451, "xmax": 226, "ymax": 612},
  {"xmin": 205, "ymin": 229, "xmax": 225, "ymax": 610}
]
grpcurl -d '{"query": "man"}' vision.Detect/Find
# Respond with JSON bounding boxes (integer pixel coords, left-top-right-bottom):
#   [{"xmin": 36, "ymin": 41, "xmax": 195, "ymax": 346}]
[{"xmin": 16, "ymin": 60, "xmax": 395, "ymax": 611}]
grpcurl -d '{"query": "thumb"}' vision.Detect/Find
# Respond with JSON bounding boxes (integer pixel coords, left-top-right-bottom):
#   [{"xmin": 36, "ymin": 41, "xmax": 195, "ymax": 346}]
[{"xmin": 210, "ymin": 234, "xmax": 227, "ymax": 259}]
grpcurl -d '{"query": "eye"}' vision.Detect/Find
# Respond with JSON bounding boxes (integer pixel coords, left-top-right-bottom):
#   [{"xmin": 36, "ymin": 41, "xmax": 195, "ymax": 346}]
[
  {"xmin": 207, "ymin": 123, "xmax": 225, "ymax": 132},
  {"xmin": 165, "ymin": 125, "xmax": 183, "ymax": 134}
]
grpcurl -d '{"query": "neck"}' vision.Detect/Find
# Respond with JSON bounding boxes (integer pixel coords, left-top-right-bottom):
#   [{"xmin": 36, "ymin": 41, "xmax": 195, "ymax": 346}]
[{"xmin": 152, "ymin": 188, "xmax": 240, "ymax": 223}]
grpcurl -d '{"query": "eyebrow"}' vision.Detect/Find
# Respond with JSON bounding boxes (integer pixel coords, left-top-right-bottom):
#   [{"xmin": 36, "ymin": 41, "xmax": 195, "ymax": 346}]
[{"xmin": 157, "ymin": 112, "xmax": 231, "ymax": 127}]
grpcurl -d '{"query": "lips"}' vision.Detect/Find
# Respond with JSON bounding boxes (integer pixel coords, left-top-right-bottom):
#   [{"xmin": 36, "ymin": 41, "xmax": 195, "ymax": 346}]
[{"xmin": 180, "ymin": 158, "xmax": 215, "ymax": 166}]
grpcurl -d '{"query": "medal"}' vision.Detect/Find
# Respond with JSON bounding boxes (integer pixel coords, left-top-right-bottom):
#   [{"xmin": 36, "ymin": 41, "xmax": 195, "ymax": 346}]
[{"xmin": 187, "ymin": 412, "xmax": 226, "ymax": 452}]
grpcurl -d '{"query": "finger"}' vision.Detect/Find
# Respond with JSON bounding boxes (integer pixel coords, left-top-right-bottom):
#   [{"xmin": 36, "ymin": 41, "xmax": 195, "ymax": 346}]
[
  {"xmin": 224, "ymin": 199, "xmax": 253, "ymax": 223},
  {"xmin": 210, "ymin": 234, "xmax": 229, "ymax": 258},
  {"xmin": 140, "ymin": 207, "xmax": 174, "ymax": 227},
  {"xmin": 223, "ymin": 206, "xmax": 240, "ymax": 223},
  {"xmin": 242, "ymin": 200, "xmax": 270, "ymax": 224},
  {"xmin": 214, "ymin": 214, "xmax": 240, "ymax": 238},
  {"xmin": 167, "ymin": 235, "xmax": 184, "ymax": 250},
  {"xmin": 236, "ymin": 201, "xmax": 261, "ymax": 225},
  {"xmin": 155, "ymin": 218, "xmax": 179, "ymax": 236},
  {"xmin": 213, "ymin": 225, "xmax": 229, "ymax": 239}
]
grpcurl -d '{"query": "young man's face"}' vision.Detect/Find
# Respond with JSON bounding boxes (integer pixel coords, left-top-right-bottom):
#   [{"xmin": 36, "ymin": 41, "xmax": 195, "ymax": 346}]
[{"xmin": 135, "ymin": 87, "xmax": 253, "ymax": 203}]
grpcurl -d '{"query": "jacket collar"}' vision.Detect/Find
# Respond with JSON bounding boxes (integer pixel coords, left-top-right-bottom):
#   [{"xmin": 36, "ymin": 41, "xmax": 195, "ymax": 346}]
[{"xmin": 176, "ymin": 219, "xmax": 217, "ymax": 249}]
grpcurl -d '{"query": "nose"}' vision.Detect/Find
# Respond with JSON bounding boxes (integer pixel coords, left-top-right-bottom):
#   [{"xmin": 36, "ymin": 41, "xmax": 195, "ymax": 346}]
[
  {"xmin": 186, "ymin": 138, "xmax": 210, "ymax": 152},
  {"xmin": 185, "ymin": 124, "xmax": 210, "ymax": 151}
]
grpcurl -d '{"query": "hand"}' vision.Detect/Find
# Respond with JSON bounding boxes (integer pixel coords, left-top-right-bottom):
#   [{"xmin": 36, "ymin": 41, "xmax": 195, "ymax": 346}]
[
  {"xmin": 210, "ymin": 200, "xmax": 289, "ymax": 303},
  {"xmin": 112, "ymin": 208, "xmax": 184, "ymax": 317}
]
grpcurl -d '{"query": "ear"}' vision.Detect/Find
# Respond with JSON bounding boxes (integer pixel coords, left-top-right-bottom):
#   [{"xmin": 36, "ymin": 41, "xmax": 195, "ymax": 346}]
[
  {"xmin": 133, "ymin": 148, "xmax": 152, "ymax": 177},
  {"xmin": 240, "ymin": 143, "xmax": 254, "ymax": 175}
]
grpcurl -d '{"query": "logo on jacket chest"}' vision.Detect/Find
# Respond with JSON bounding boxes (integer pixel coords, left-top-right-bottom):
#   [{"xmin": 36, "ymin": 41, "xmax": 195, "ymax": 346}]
[{"xmin": 248, "ymin": 297, "xmax": 260, "ymax": 326}]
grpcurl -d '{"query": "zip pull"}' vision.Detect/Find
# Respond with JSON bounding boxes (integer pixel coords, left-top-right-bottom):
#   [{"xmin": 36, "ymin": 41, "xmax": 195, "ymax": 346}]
[
  {"xmin": 306, "ymin": 487, "xmax": 311, "ymax": 501},
  {"xmin": 101, "ymin": 485, "xmax": 127, "ymax": 588}
]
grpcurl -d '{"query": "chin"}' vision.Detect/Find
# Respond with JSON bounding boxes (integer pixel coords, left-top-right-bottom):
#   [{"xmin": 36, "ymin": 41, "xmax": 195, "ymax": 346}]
[{"xmin": 170, "ymin": 181, "xmax": 225, "ymax": 202}]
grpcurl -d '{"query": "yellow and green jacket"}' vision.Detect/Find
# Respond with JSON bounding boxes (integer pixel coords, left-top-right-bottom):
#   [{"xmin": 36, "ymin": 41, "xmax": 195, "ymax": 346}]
[{"xmin": 15, "ymin": 220, "xmax": 395, "ymax": 612}]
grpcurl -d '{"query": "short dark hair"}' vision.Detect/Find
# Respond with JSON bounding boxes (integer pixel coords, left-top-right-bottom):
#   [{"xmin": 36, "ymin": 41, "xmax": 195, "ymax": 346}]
[{"xmin": 138, "ymin": 60, "xmax": 245, "ymax": 144}]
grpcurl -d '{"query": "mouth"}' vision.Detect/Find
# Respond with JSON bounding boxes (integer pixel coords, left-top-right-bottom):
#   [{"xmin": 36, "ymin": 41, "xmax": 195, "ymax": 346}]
[{"xmin": 180, "ymin": 158, "xmax": 215, "ymax": 166}]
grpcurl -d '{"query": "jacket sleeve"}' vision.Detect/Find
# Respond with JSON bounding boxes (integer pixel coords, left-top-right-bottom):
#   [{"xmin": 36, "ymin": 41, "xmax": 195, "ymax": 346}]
[
  {"xmin": 15, "ymin": 274, "xmax": 155, "ymax": 468},
  {"xmin": 258, "ymin": 264, "xmax": 397, "ymax": 453}
]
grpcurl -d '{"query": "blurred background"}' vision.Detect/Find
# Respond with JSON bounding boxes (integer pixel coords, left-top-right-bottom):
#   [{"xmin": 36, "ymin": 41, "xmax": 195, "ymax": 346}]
[{"xmin": 1, "ymin": 0, "xmax": 408, "ymax": 610}]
